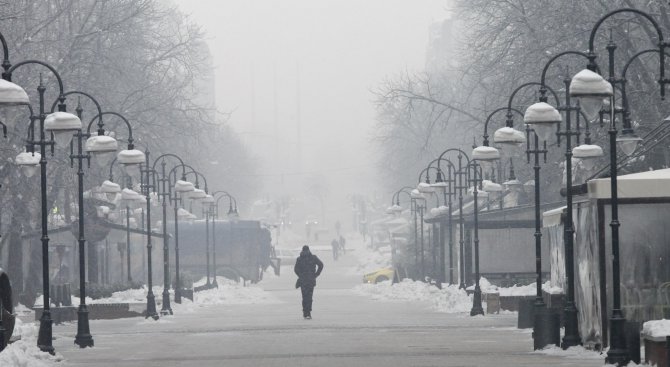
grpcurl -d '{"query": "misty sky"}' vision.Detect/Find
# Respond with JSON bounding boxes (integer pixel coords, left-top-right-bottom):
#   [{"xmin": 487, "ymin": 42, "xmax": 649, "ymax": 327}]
[{"xmin": 175, "ymin": 0, "xmax": 448, "ymax": 222}]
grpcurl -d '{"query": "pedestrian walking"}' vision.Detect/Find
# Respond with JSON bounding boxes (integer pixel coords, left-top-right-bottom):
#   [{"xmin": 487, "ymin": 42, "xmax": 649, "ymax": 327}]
[
  {"xmin": 331, "ymin": 238, "xmax": 339, "ymax": 260},
  {"xmin": 294, "ymin": 245, "xmax": 324, "ymax": 319},
  {"xmin": 339, "ymin": 235, "xmax": 346, "ymax": 255}
]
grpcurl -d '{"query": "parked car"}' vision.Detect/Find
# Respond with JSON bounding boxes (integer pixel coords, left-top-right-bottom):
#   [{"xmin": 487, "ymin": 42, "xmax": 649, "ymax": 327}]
[
  {"xmin": 275, "ymin": 248, "xmax": 301, "ymax": 266},
  {"xmin": 363, "ymin": 267, "xmax": 395, "ymax": 284}
]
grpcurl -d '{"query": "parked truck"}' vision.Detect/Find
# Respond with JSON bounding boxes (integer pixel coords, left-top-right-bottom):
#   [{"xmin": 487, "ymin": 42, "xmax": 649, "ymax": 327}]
[{"xmin": 174, "ymin": 219, "xmax": 277, "ymax": 283}]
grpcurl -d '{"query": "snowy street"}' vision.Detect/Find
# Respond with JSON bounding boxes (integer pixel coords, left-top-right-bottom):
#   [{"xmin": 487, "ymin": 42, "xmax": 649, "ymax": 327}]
[{"xmin": 36, "ymin": 239, "xmax": 605, "ymax": 367}]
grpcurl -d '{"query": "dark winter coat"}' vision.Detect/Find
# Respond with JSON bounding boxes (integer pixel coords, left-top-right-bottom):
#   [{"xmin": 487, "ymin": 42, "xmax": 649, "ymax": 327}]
[{"xmin": 294, "ymin": 249, "xmax": 324, "ymax": 288}]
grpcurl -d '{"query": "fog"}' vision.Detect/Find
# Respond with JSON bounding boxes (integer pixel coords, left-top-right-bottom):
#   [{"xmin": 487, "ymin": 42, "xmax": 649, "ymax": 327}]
[{"xmin": 175, "ymin": 0, "xmax": 447, "ymax": 228}]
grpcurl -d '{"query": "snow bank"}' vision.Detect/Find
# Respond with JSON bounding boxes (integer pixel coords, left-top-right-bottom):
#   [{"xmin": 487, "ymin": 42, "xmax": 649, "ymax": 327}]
[
  {"xmin": 50, "ymin": 278, "xmax": 281, "ymax": 311},
  {"xmin": 192, "ymin": 277, "xmax": 281, "ymax": 306},
  {"xmin": 353, "ymin": 279, "xmax": 472, "ymax": 314},
  {"xmin": 349, "ymin": 238, "xmax": 391, "ymax": 275},
  {"xmin": 466, "ymin": 278, "xmax": 563, "ymax": 296},
  {"xmin": 533, "ymin": 345, "xmax": 603, "ymax": 360},
  {"xmin": 0, "ymin": 318, "xmax": 64, "ymax": 366}
]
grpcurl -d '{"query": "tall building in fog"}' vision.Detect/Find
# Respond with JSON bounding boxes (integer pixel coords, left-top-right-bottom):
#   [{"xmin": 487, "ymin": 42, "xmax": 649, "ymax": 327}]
[{"xmin": 425, "ymin": 15, "xmax": 458, "ymax": 73}]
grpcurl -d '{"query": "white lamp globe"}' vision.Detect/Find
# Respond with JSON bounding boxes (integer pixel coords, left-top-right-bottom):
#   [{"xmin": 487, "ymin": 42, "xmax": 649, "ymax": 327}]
[
  {"xmin": 417, "ymin": 182, "xmax": 434, "ymax": 194},
  {"xmin": 15, "ymin": 151, "xmax": 40, "ymax": 177},
  {"xmin": 86, "ymin": 135, "xmax": 118, "ymax": 167},
  {"xmin": 100, "ymin": 180, "xmax": 121, "ymax": 202},
  {"xmin": 493, "ymin": 126, "xmax": 525, "ymax": 148},
  {"xmin": 0, "ymin": 79, "xmax": 29, "ymax": 107},
  {"xmin": 174, "ymin": 180, "xmax": 195, "ymax": 193},
  {"xmin": 569, "ymin": 69, "xmax": 613, "ymax": 121},
  {"xmin": 524, "ymin": 102, "xmax": 561, "ymax": 142},
  {"xmin": 45, "ymin": 112, "xmax": 82, "ymax": 147},
  {"xmin": 190, "ymin": 188, "xmax": 207, "ymax": 200},
  {"xmin": 472, "ymin": 145, "xmax": 500, "ymax": 162},
  {"xmin": 616, "ymin": 129, "xmax": 643, "ymax": 157}
]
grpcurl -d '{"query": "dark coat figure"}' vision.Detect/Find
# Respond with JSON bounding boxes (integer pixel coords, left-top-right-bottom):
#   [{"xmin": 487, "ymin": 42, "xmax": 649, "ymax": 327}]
[
  {"xmin": 331, "ymin": 239, "xmax": 339, "ymax": 260},
  {"xmin": 294, "ymin": 246, "xmax": 324, "ymax": 319}
]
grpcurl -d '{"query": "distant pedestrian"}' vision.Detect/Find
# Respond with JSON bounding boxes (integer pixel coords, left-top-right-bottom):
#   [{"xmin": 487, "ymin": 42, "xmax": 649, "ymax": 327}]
[
  {"xmin": 335, "ymin": 220, "xmax": 341, "ymax": 236},
  {"xmin": 331, "ymin": 239, "xmax": 339, "ymax": 260},
  {"xmin": 339, "ymin": 235, "xmax": 346, "ymax": 255},
  {"xmin": 294, "ymin": 246, "xmax": 324, "ymax": 319}
]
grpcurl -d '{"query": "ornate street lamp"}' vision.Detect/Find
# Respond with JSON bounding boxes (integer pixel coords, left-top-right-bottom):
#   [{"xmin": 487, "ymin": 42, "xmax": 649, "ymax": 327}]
[
  {"xmin": 175, "ymin": 166, "xmax": 210, "ymax": 287},
  {"xmin": 529, "ymin": 48, "xmax": 603, "ymax": 350},
  {"xmin": 83, "ymin": 111, "xmax": 147, "ymax": 318},
  {"xmin": 146, "ymin": 154, "xmax": 189, "ymax": 315},
  {"xmin": 1, "ymin": 59, "xmax": 80, "ymax": 354},
  {"xmin": 211, "ymin": 191, "xmax": 237, "ymax": 288},
  {"xmin": 431, "ymin": 159, "xmax": 457, "ymax": 285},
  {"xmin": 574, "ymin": 9, "xmax": 667, "ymax": 364},
  {"xmin": 436, "ymin": 149, "xmax": 470, "ymax": 290},
  {"xmin": 410, "ymin": 188, "xmax": 426, "ymax": 281},
  {"xmin": 171, "ymin": 177, "xmax": 195, "ymax": 302},
  {"xmin": 464, "ymin": 159, "xmax": 485, "ymax": 316},
  {"xmin": 50, "ymin": 90, "xmax": 115, "ymax": 349}
]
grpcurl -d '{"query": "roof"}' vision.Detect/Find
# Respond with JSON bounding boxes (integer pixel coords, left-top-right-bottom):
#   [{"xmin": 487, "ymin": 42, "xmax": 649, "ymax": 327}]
[{"xmin": 587, "ymin": 168, "xmax": 670, "ymax": 199}]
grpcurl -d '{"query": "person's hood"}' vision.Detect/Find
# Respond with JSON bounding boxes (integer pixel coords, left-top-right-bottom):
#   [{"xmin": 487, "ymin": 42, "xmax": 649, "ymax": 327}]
[{"xmin": 300, "ymin": 249, "xmax": 311, "ymax": 257}]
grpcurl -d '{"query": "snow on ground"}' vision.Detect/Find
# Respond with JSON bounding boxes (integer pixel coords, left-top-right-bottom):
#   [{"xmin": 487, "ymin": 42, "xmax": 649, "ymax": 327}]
[
  {"xmin": 192, "ymin": 276, "xmax": 282, "ymax": 305},
  {"xmin": 0, "ymin": 318, "xmax": 64, "ymax": 367},
  {"xmin": 534, "ymin": 345, "xmax": 649, "ymax": 366},
  {"xmin": 354, "ymin": 279, "xmax": 472, "ymax": 314},
  {"xmin": 38, "ymin": 276, "xmax": 283, "ymax": 311},
  {"xmin": 533, "ymin": 345, "xmax": 604, "ymax": 359}
]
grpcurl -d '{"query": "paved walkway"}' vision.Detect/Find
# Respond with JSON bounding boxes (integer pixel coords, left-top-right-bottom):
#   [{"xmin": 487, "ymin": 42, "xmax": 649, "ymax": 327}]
[{"xmin": 50, "ymin": 247, "xmax": 607, "ymax": 367}]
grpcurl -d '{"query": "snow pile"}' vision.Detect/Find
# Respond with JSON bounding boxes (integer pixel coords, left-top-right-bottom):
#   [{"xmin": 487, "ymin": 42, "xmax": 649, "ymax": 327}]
[
  {"xmin": 533, "ymin": 345, "xmax": 603, "ymax": 360},
  {"xmin": 354, "ymin": 279, "xmax": 472, "ymax": 314},
  {"xmin": 466, "ymin": 278, "xmax": 563, "ymax": 296},
  {"xmin": 0, "ymin": 318, "xmax": 64, "ymax": 366},
  {"xmin": 643, "ymin": 319, "xmax": 670, "ymax": 338},
  {"xmin": 193, "ymin": 277, "xmax": 281, "ymax": 305},
  {"xmin": 349, "ymin": 242, "xmax": 391, "ymax": 275},
  {"xmin": 87, "ymin": 287, "xmax": 153, "ymax": 304}
]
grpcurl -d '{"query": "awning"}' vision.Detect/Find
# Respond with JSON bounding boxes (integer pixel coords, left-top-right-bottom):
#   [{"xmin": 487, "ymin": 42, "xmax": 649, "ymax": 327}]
[{"xmin": 587, "ymin": 168, "xmax": 670, "ymax": 199}]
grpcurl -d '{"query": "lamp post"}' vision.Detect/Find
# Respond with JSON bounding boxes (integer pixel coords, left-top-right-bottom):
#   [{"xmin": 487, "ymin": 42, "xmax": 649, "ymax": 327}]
[
  {"xmin": 518, "ymin": 49, "xmax": 602, "ymax": 349},
  {"xmin": 211, "ymin": 191, "xmax": 237, "ymax": 287},
  {"xmin": 176, "ymin": 166, "xmax": 209, "ymax": 286},
  {"xmin": 0, "ymin": 58, "xmax": 84, "ymax": 354},
  {"xmin": 473, "ymin": 81, "xmax": 571, "ymax": 348},
  {"xmin": 416, "ymin": 168, "xmax": 438, "ymax": 281},
  {"xmin": 571, "ymin": 9, "xmax": 667, "ymax": 364},
  {"xmin": 465, "ymin": 160, "xmax": 485, "ymax": 316},
  {"xmin": 106, "ymin": 154, "xmax": 147, "ymax": 284},
  {"xmin": 389, "ymin": 187, "xmax": 414, "ymax": 279},
  {"xmin": 170, "ymin": 174, "xmax": 195, "ymax": 303},
  {"xmin": 410, "ymin": 188, "xmax": 426, "ymax": 281},
  {"xmin": 50, "ymin": 90, "xmax": 113, "ymax": 349},
  {"xmin": 148, "ymin": 154, "xmax": 189, "ymax": 315},
  {"xmin": 168, "ymin": 174, "xmax": 195, "ymax": 303},
  {"xmin": 418, "ymin": 165, "xmax": 449, "ymax": 285},
  {"xmin": 436, "ymin": 149, "xmax": 470, "ymax": 289},
  {"xmin": 84, "ymin": 111, "xmax": 147, "ymax": 318},
  {"xmin": 431, "ymin": 158, "xmax": 457, "ymax": 286}
]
